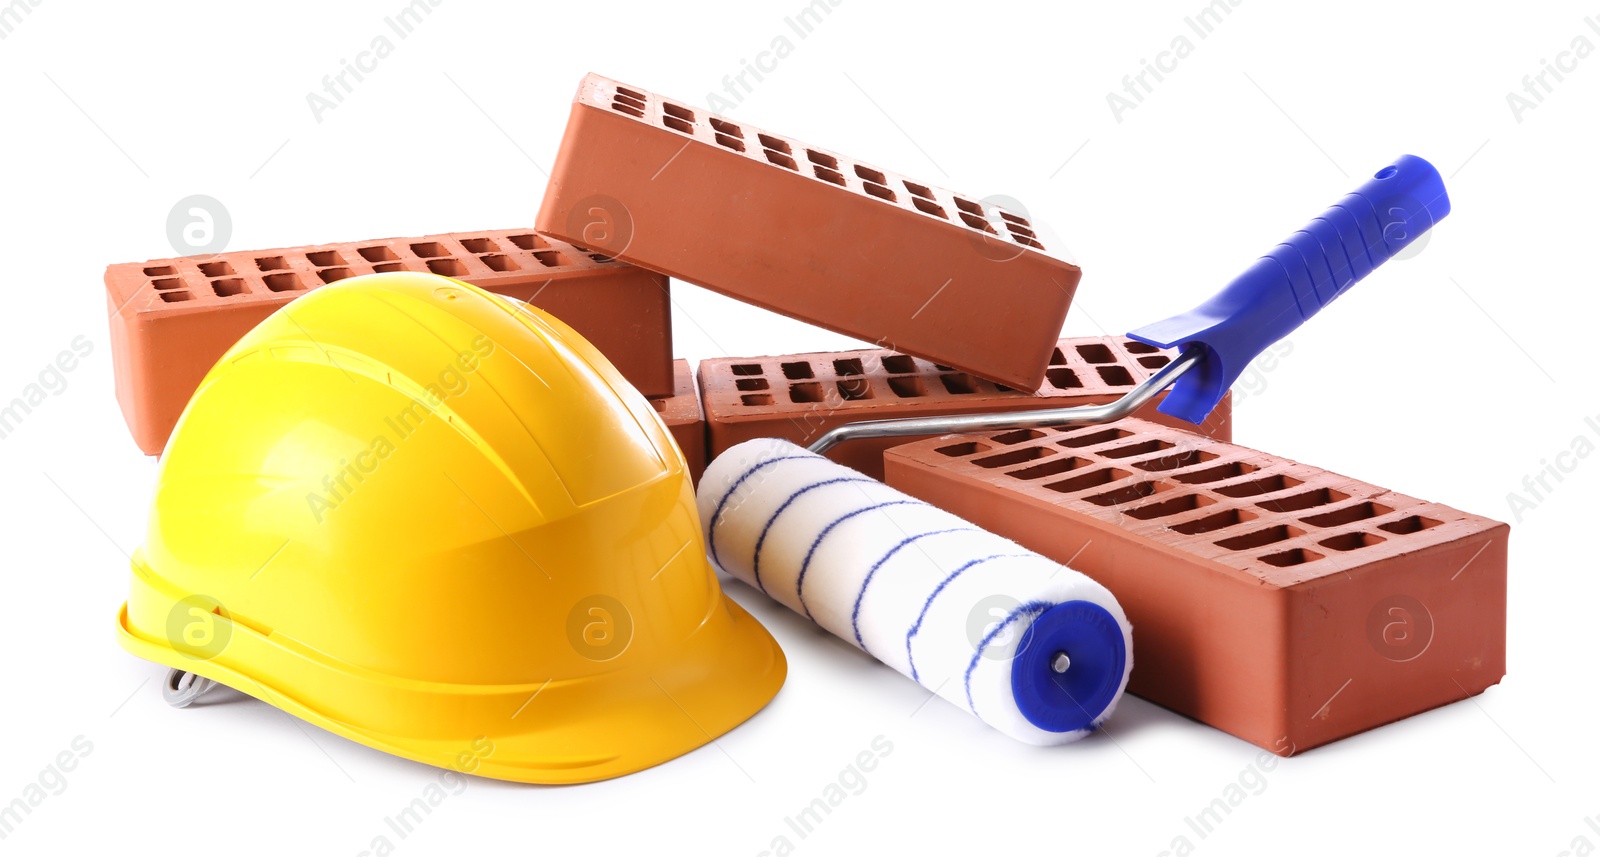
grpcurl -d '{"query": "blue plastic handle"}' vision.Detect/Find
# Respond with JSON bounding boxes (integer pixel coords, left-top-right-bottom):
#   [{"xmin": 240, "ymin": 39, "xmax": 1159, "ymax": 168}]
[{"xmin": 1127, "ymin": 154, "xmax": 1450, "ymax": 424}]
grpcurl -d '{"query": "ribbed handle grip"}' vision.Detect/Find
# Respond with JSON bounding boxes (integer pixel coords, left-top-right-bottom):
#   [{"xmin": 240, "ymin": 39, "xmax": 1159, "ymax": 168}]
[{"xmin": 1128, "ymin": 154, "xmax": 1450, "ymax": 424}]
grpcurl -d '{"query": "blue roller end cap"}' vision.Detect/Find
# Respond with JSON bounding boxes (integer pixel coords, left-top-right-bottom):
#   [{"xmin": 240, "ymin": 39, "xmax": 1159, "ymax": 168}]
[{"xmin": 1010, "ymin": 600, "xmax": 1127, "ymax": 733}]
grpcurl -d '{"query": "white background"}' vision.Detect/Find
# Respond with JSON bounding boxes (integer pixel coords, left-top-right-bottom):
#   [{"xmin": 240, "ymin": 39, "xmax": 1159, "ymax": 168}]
[{"xmin": 1, "ymin": 0, "xmax": 1595, "ymax": 854}]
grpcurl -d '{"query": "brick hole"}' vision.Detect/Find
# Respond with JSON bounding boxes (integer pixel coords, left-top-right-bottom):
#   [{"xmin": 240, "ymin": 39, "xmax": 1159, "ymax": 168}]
[
  {"xmin": 210, "ymin": 278, "xmax": 246, "ymax": 297},
  {"xmin": 1086, "ymin": 481, "xmax": 1168, "ymax": 507},
  {"xmin": 1214, "ymin": 473, "xmax": 1304, "ymax": 498},
  {"xmin": 1102, "ymin": 438, "xmax": 1176, "ymax": 460},
  {"xmin": 993, "ymin": 383, "xmax": 1015, "ymax": 393},
  {"xmin": 780, "ymin": 362, "xmax": 814, "ymax": 380},
  {"xmin": 1007, "ymin": 456, "xmax": 1090, "ymax": 481},
  {"xmin": 1007, "ymin": 222, "xmax": 1037, "ymax": 240},
  {"xmin": 953, "ymin": 197, "xmax": 983, "ymax": 216},
  {"xmin": 1047, "ymin": 367, "xmax": 1082, "ymax": 389},
  {"xmin": 999, "ymin": 211, "xmax": 1030, "ymax": 228},
  {"xmin": 610, "ymin": 97, "xmax": 645, "ymax": 118},
  {"xmin": 358, "ymin": 245, "xmax": 400, "ymax": 262},
  {"xmin": 741, "ymin": 393, "xmax": 774, "ymax": 406},
  {"xmin": 158, "ymin": 291, "xmax": 193, "ymax": 303},
  {"xmin": 939, "ymin": 373, "xmax": 977, "ymax": 394},
  {"xmin": 263, "ymin": 273, "xmax": 304, "ymax": 292},
  {"xmin": 911, "ymin": 197, "xmax": 947, "ymax": 217},
  {"xmin": 587, "ymin": 253, "xmax": 614, "ymax": 264},
  {"xmin": 1258, "ymin": 548, "xmax": 1324, "ymax": 568},
  {"xmin": 373, "ymin": 262, "xmax": 407, "ymax": 273},
  {"xmin": 661, "ymin": 103, "xmax": 695, "ymax": 134},
  {"xmin": 1139, "ymin": 355, "xmax": 1172, "ymax": 369},
  {"xmin": 1076, "ymin": 343, "xmax": 1115, "ymax": 363},
  {"xmin": 459, "ymin": 237, "xmax": 498, "ymax": 253},
  {"xmin": 1216, "ymin": 524, "xmax": 1304, "ymax": 551},
  {"xmin": 959, "ymin": 211, "xmax": 997, "ymax": 233},
  {"xmin": 904, "ymin": 181, "xmax": 935, "ymax": 200},
  {"xmin": 758, "ymin": 134, "xmax": 790, "ymax": 153},
  {"xmin": 1133, "ymin": 448, "xmax": 1217, "ymax": 472},
  {"xmin": 992, "ymin": 429, "xmax": 1047, "ymax": 445},
  {"xmin": 615, "ymin": 86, "xmax": 646, "ymax": 101},
  {"xmin": 408, "ymin": 243, "xmax": 448, "ymax": 259},
  {"xmin": 480, "ymin": 254, "xmax": 519, "ymax": 272},
  {"xmin": 729, "ymin": 364, "xmax": 764, "ymax": 376},
  {"xmin": 881, "ymin": 354, "xmax": 917, "ymax": 373},
  {"xmin": 1058, "ymin": 427, "xmax": 1132, "ymax": 449},
  {"xmin": 1045, "ymin": 467, "xmax": 1130, "ymax": 494},
  {"xmin": 425, "ymin": 259, "xmax": 467, "ymax": 277},
  {"xmin": 1319, "ymin": 532, "xmax": 1386, "ymax": 552},
  {"xmin": 255, "ymin": 256, "xmax": 289, "ymax": 272},
  {"xmin": 837, "ymin": 379, "xmax": 874, "ymax": 400},
  {"xmin": 1123, "ymin": 341, "xmax": 1161, "ymax": 354},
  {"xmin": 1009, "ymin": 227, "xmax": 1045, "ymax": 250},
  {"xmin": 934, "ymin": 364, "xmax": 954, "ymax": 371},
  {"xmin": 1124, "ymin": 493, "xmax": 1212, "ymax": 520},
  {"xmin": 788, "ymin": 382, "xmax": 824, "ymax": 404},
  {"xmin": 735, "ymin": 378, "xmax": 769, "ymax": 392},
  {"xmin": 1301, "ymin": 501, "xmax": 1394, "ymax": 528},
  {"xmin": 765, "ymin": 150, "xmax": 799, "ymax": 170},
  {"xmin": 805, "ymin": 150, "xmax": 838, "ymax": 169},
  {"xmin": 1171, "ymin": 508, "xmax": 1256, "ymax": 535},
  {"xmin": 307, "ymin": 250, "xmax": 346, "ymax": 266},
  {"xmin": 863, "ymin": 182, "xmax": 897, "ymax": 202},
  {"xmin": 854, "ymin": 165, "xmax": 886, "ymax": 184},
  {"xmin": 887, "ymin": 376, "xmax": 926, "ymax": 398},
  {"xmin": 833, "ymin": 357, "xmax": 865, "ymax": 376},
  {"xmin": 1049, "ymin": 347, "xmax": 1067, "ymax": 366},
  {"xmin": 937, "ymin": 440, "xmax": 991, "ymax": 457},
  {"xmin": 533, "ymin": 250, "xmax": 574, "ymax": 268},
  {"xmin": 506, "ymin": 234, "xmax": 542, "ymax": 251},
  {"xmin": 715, "ymin": 133, "xmax": 746, "ymax": 152},
  {"xmin": 974, "ymin": 446, "xmax": 1056, "ymax": 469},
  {"xmin": 814, "ymin": 165, "xmax": 846, "ymax": 186},
  {"xmin": 1097, "ymin": 366, "xmax": 1136, "ymax": 386},
  {"xmin": 1379, "ymin": 515, "xmax": 1443, "ymax": 535},
  {"xmin": 710, "ymin": 118, "xmax": 743, "ymax": 138},
  {"xmin": 319, "ymin": 267, "xmax": 355, "ymax": 283},
  {"xmin": 151, "ymin": 277, "xmax": 184, "ymax": 291},
  {"xmin": 1173, "ymin": 460, "xmax": 1261, "ymax": 484},
  {"xmin": 650, "ymin": 398, "xmax": 667, "ymax": 413},
  {"xmin": 143, "ymin": 265, "xmax": 176, "ymax": 276},
  {"xmin": 198, "ymin": 260, "xmax": 234, "ymax": 277},
  {"xmin": 1258, "ymin": 487, "xmax": 1350, "ymax": 513}
]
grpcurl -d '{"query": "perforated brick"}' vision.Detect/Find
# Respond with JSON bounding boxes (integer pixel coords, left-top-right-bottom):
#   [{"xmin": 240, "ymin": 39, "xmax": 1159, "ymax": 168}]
[
  {"xmin": 107, "ymin": 229, "xmax": 673, "ymax": 455},
  {"xmin": 650, "ymin": 359, "xmax": 708, "ymax": 484},
  {"xmin": 883, "ymin": 419, "xmax": 1507, "ymax": 754},
  {"xmin": 698, "ymin": 337, "xmax": 1231, "ymax": 479},
  {"xmin": 536, "ymin": 73, "xmax": 1081, "ymax": 391}
]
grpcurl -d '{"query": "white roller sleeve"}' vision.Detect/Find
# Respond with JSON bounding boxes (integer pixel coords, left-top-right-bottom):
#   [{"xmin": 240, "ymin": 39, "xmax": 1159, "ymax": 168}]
[{"xmin": 697, "ymin": 438, "xmax": 1133, "ymax": 745}]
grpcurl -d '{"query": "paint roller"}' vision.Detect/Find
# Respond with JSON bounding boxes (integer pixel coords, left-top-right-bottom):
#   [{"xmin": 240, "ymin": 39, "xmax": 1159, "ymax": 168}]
[{"xmin": 697, "ymin": 156, "xmax": 1450, "ymax": 742}]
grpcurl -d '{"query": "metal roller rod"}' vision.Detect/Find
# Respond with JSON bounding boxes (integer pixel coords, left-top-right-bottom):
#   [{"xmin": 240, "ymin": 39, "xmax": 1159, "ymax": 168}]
[{"xmin": 806, "ymin": 345, "xmax": 1204, "ymax": 455}]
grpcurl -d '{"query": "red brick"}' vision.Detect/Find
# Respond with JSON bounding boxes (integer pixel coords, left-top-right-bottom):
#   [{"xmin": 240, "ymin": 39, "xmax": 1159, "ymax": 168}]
[
  {"xmin": 536, "ymin": 73, "xmax": 1081, "ymax": 391},
  {"xmin": 883, "ymin": 419, "xmax": 1507, "ymax": 755},
  {"xmin": 107, "ymin": 229, "xmax": 673, "ymax": 455},
  {"xmin": 650, "ymin": 359, "xmax": 708, "ymax": 484},
  {"xmin": 698, "ymin": 337, "xmax": 1231, "ymax": 480}
]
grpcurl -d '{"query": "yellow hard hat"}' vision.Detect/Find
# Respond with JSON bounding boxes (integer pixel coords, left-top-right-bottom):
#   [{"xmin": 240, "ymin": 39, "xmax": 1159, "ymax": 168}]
[{"xmin": 116, "ymin": 271, "xmax": 785, "ymax": 784}]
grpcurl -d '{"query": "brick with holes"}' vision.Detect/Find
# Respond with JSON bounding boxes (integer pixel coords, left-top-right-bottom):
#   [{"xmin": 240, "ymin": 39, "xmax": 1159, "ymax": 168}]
[
  {"xmin": 698, "ymin": 337, "xmax": 1231, "ymax": 480},
  {"xmin": 654, "ymin": 358, "xmax": 708, "ymax": 485},
  {"xmin": 881, "ymin": 419, "xmax": 1508, "ymax": 754},
  {"xmin": 536, "ymin": 73, "xmax": 1081, "ymax": 391},
  {"xmin": 107, "ymin": 229, "xmax": 673, "ymax": 455}
]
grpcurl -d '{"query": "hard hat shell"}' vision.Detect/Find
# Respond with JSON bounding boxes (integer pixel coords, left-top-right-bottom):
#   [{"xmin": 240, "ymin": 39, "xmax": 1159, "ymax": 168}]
[{"xmin": 116, "ymin": 272, "xmax": 785, "ymax": 784}]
